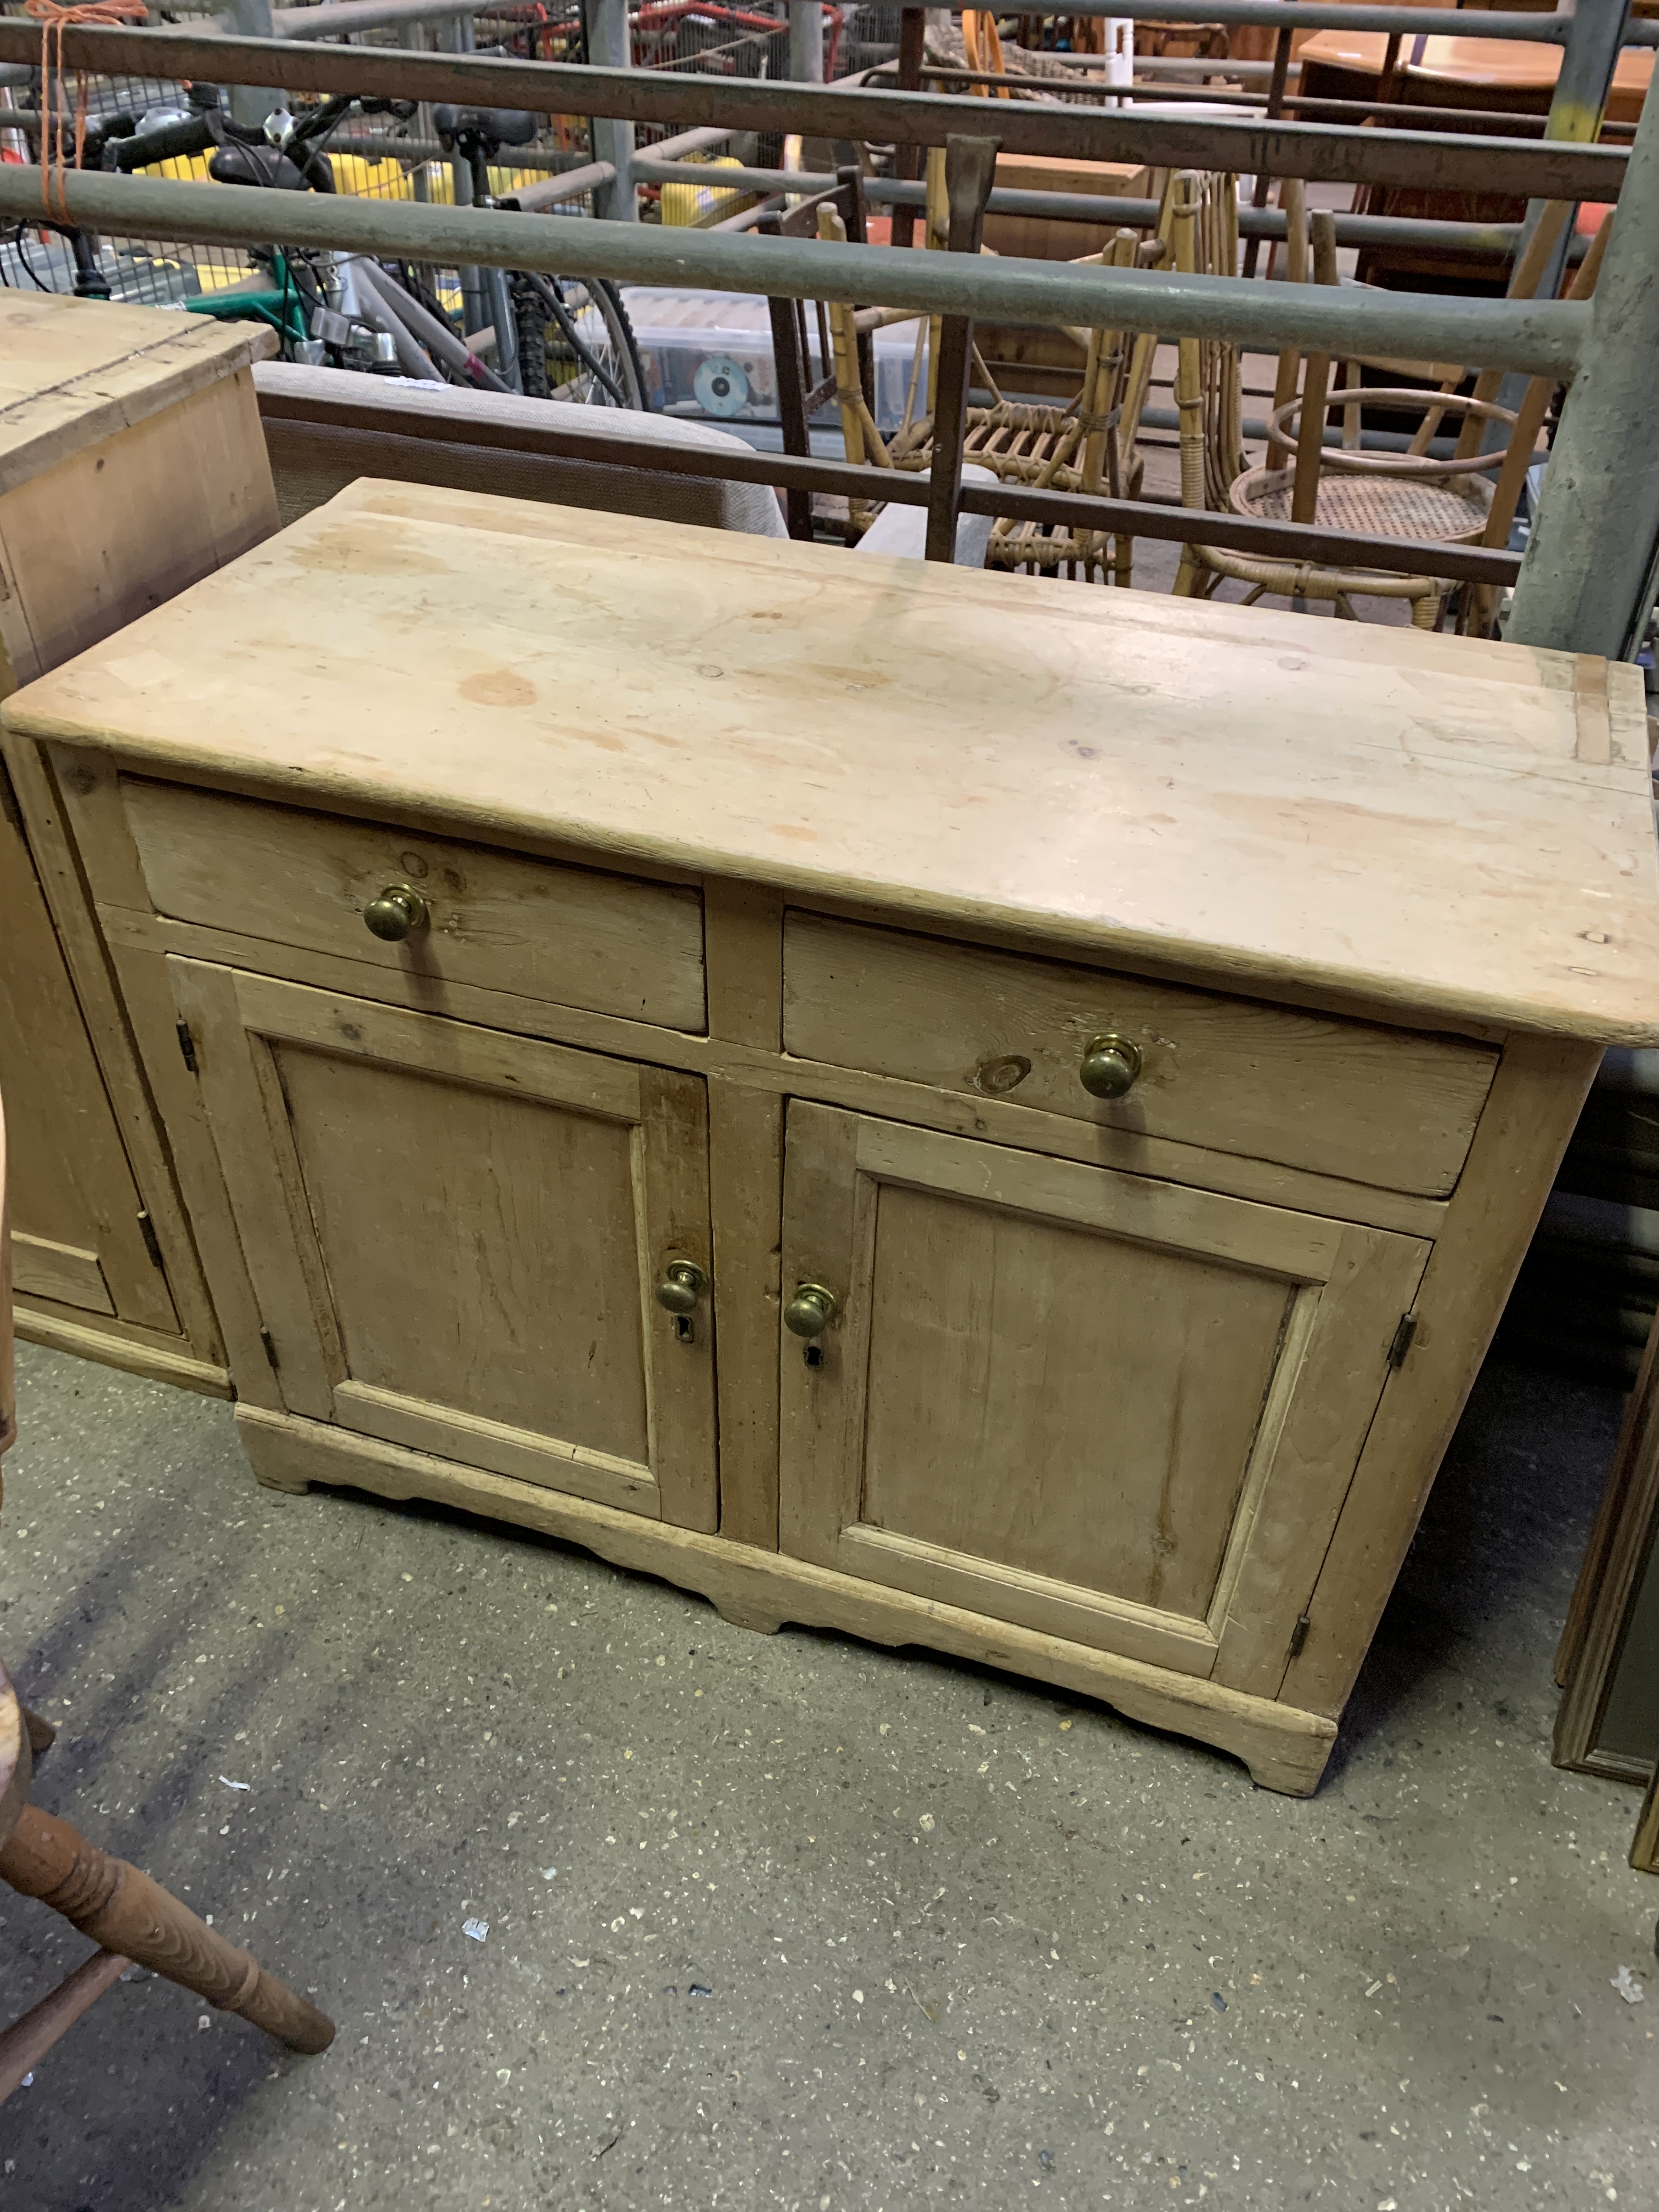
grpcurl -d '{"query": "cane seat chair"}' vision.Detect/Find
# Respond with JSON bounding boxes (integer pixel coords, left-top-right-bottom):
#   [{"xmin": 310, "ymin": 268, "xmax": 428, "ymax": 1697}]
[{"xmin": 1169, "ymin": 171, "xmax": 1605, "ymax": 630}]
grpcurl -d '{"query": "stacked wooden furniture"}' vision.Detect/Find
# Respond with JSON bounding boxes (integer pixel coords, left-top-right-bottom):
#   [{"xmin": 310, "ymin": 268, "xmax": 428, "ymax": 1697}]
[
  {"xmin": 0, "ymin": 292, "xmax": 278, "ymax": 1395},
  {"xmin": 1295, "ymin": 28, "xmax": 1650, "ymax": 291},
  {"xmin": 9, "ymin": 479, "xmax": 1657, "ymax": 1796}
]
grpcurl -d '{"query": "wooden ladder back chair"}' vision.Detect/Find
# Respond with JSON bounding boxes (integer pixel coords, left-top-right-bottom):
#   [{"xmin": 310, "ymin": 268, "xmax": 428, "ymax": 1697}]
[
  {"xmin": 0, "ymin": 1101, "xmax": 335, "ymax": 2104},
  {"xmin": 877, "ymin": 150, "xmax": 1153, "ymax": 582}
]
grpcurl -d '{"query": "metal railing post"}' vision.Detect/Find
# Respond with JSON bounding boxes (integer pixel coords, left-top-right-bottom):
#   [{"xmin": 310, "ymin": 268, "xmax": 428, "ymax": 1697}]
[
  {"xmin": 432, "ymin": 11, "xmax": 486, "ymax": 335},
  {"xmin": 1512, "ymin": 0, "xmax": 1630, "ymax": 304},
  {"xmin": 788, "ymin": 1, "xmax": 825, "ymax": 86},
  {"xmin": 584, "ymin": 0, "xmax": 637, "ymax": 221},
  {"xmin": 225, "ymin": 0, "xmax": 279, "ymax": 129},
  {"xmin": 926, "ymin": 133, "xmax": 998, "ymax": 563},
  {"xmin": 1504, "ymin": 75, "xmax": 1659, "ymax": 660}
]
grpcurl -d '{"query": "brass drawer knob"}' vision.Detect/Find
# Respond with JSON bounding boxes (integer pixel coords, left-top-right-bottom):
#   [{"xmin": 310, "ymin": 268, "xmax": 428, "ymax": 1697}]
[
  {"xmin": 364, "ymin": 884, "xmax": 428, "ymax": 942},
  {"xmin": 1078, "ymin": 1032, "xmax": 1142, "ymax": 1100},
  {"xmin": 655, "ymin": 1260, "xmax": 707, "ymax": 1316},
  {"xmin": 783, "ymin": 1282, "xmax": 839, "ymax": 1339}
]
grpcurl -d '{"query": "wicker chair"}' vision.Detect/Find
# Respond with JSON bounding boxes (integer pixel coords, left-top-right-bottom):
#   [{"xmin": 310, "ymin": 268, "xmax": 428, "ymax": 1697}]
[
  {"xmin": 860, "ymin": 148, "xmax": 1158, "ymax": 584},
  {"xmin": 1158, "ymin": 170, "xmax": 1621, "ymax": 630}
]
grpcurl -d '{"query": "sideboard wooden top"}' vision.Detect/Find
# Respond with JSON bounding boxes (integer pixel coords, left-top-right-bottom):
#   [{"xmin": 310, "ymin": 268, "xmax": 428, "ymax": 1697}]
[
  {"xmin": 0, "ymin": 292, "xmax": 274, "ymax": 498},
  {"xmin": 8, "ymin": 478, "xmax": 1659, "ymax": 1042}
]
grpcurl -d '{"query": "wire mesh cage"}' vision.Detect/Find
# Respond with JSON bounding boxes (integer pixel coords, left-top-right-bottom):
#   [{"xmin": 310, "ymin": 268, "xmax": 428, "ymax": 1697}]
[{"xmin": 0, "ymin": 0, "xmax": 599, "ymax": 316}]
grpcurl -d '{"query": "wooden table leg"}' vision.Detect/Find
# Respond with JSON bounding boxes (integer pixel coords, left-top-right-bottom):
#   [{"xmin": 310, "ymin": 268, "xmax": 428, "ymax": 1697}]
[{"xmin": 0, "ymin": 1803, "xmax": 334, "ymax": 2054}]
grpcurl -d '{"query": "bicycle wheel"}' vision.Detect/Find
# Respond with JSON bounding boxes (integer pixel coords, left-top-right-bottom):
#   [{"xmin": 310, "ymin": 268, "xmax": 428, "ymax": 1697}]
[{"xmin": 514, "ymin": 273, "xmax": 647, "ymax": 409}]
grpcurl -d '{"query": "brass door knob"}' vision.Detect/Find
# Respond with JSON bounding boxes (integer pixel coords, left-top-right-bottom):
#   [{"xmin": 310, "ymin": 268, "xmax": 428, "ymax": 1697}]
[
  {"xmin": 656, "ymin": 1260, "xmax": 707, "ymax": 1316},
  {"xmin": 783, "ymin": 1282, "xmax": 839, "ymax": 1339},
  {"xmin": 1078, "ymin": 1033, "xmax": 1142, "ymax": 1100},
  {"xmin": 364, "ymin": 884, "xmax": 428, "ymax": 942}
]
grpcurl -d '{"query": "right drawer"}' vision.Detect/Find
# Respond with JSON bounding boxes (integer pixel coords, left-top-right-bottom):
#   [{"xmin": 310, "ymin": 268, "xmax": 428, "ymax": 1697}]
[{"xmin": 782, "ymin": 912, "xmax": 1498, "ymax": 1199}]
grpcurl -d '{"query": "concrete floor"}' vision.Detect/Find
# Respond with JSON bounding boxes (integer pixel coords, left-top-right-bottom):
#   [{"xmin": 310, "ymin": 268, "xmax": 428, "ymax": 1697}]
[{"xmin": 1, "ymin": 1340, "xmax": 1655, "ymax": 2211}]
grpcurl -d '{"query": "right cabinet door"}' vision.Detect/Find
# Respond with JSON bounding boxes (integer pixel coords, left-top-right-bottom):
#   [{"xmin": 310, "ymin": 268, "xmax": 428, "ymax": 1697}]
[{"xmin": 778, "ymin": 1102, "xmax": 1430, "ymax": 1694}]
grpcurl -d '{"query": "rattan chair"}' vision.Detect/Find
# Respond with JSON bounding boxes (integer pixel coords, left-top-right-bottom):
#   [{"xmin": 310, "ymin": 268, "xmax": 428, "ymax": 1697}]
[
  {"xmin": 864, "ymin": 149, "xmax": 1158, "ymax": 583},
  {"xmin": 1167, "ymin": 171, "xmax": 1606, "ymax": 630}
]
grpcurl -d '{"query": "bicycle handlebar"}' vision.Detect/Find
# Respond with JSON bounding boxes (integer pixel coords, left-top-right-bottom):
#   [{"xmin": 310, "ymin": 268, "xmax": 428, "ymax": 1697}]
[{"xmin": 104, "ymin": 112, "xmax": 220, "ymax": 173}]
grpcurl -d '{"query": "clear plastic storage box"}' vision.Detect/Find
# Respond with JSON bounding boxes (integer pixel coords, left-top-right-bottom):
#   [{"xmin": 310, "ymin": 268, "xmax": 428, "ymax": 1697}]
[{"xmin": 621, "ymin": 287, "xmax": 929, "ymax": 433}]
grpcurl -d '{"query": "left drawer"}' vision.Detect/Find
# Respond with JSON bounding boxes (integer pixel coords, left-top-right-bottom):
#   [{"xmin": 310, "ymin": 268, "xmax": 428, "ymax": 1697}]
[{"xmin": 116, "ymin": 775, "xmax": 707, "ymax": 1031}]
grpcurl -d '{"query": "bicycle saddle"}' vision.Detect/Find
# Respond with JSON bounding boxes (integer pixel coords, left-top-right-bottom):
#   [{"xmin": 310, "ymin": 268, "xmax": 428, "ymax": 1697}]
[
  {"xmin": 431, "ymin": 104, "xmax": 539, "ymax": 150},
  {"xmin": 208, "ymin": 141, "xmax": 331, "ymax": 191}
]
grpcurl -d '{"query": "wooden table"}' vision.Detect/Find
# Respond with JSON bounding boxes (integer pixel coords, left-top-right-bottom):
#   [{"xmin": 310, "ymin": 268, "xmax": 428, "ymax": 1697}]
[
  {"xmin": 10, "ymin": 479, "xmax": 1658, "ymax": 1795},
  {"xmin": 1296, "ymin": 29, "xmax": 1649, "ymax": 287},
  {"xmin": 1295, "ymin": 29, "xmax": 1652, "ymax": 125},
  {"xmin": 0, "ymin": 293, "xmax": 276, "ymax": 1395}
]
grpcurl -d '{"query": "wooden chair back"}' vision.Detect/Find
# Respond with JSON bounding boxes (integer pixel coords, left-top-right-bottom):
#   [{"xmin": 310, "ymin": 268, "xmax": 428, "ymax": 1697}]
[{"xmin": 1167, "ymin": 168, "xmax": 1246, "ymax": 514}]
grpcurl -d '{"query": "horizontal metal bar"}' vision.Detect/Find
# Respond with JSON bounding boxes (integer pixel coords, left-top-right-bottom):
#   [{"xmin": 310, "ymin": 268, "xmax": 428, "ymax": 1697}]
[
  {"xmin": 958, "ymin": 481, "xmax": 1522, "ymax": 584},
  {"xmin": 505, "ymin": 159, "xmax": 615, "ymax": 211},
  {"xmin": 274, "ymin": 0, "xmax": 477, "ymax": 34},
  {"xmin": 897, "ymin": 65, "xmax": 1638, "ymax": 137},
  {"xmin": 3, "ymin": 108, "xmax": 1561, "ymax": 258},
  {"xmin": 253, "ymin": 386, "xmax": 1523, "ymax": 586},
  {"xmin": 649, "ymin": 126, "xmax": 740, "ymax": 162},
  {"xmin": 634, "ymin": 159, "xmax": 1585, "ymax": 257},
  {"xmin": 0, "ymin": 24, "xmax": 1627, "ymax": 198},
  {"xmin": 925, "ymin": 0, "xmax": 1658, "ymax": 40},
  {"xmin": 0, "ymin": 165, "xmax": 1587, "ymax": 377},
  {"xmin": 268, "ymin": 0, "xmax": 1658, "ymax": 38}
]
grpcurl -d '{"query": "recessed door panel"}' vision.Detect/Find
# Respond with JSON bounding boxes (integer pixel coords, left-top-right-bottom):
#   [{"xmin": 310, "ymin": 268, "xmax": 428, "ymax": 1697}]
[
  {"xmin": 275, "ymin": 1042, "xmax": 652, "ymax": 1469},
  {"xmin": 780, "ymin": 1102, "xmax": 1428, "ymax": 1687},
  {"xmin": 172, "ymin": 960, "xmax": 718, "ymax": 1530},
  {"xmin": 863, "ymin": 1181, "xmax": 1291, "ymax": 1618}
]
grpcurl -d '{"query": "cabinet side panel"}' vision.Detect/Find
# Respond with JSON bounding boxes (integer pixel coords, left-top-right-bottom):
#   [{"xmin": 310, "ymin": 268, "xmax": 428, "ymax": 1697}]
[
  {"xmin": 0, "ymin": 371, "xmax": 276, "ymax": 686},
  {"xmin": 5, "ymin": 736, "xmax": 223, "ymax": 1362},
  {"xmin": 1282, "ymin": 1031, "xmax": 1602, "ymax": 1718},
  {"xmin": 0, "ymin": 766, "xmax": 177, "ymax": 1331}
]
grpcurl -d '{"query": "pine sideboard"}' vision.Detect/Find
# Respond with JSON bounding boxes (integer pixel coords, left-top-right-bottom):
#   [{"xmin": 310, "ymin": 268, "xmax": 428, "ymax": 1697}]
[{"xmin": 9, "ymin": 478, "xmax": 1658, "ymax": 1795}]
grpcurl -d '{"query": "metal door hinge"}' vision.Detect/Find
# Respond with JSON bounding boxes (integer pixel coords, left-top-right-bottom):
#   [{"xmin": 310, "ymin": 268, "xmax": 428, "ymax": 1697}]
[
  {"xmin": 137, "ymin": 1210, "xmax": 163, "ymax": 1269},
  {"xmin": 1287, "ymin": 1611, "xmax": 1311, "ymax": 1662},
  {"xmin": 176, "ymin": 1020, "xmax": 199, "ymax": 1074},
  {"xmin": 1387, "ymin": 1312, "xmax": 1418, "ymax": 1369},
  {"xmin": 260, "ymin": 1328, "xmax": 279, "ymax": 1373}
]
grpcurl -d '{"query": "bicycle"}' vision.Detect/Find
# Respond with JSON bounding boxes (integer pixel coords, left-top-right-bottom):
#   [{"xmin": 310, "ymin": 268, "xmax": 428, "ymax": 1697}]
[
  {"xmin": 430, "ymin": 96, "xmax": 646, "ymax": 409},
  {"xmin": 3, "ymin": 81, "xmax": 646, "ymax": 409}
]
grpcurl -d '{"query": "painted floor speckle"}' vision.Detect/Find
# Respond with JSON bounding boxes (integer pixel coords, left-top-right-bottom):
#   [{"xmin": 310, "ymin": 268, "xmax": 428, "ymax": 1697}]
[{"xmin": 0, "ymin": 1341, "xmax": 1654, "ymax": 2210}]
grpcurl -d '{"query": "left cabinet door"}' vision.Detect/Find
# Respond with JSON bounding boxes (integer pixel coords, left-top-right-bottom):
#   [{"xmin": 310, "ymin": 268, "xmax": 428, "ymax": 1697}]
[{"xmin": 171, "ymin": 960, "xmax": 718, "ymax": 1531}]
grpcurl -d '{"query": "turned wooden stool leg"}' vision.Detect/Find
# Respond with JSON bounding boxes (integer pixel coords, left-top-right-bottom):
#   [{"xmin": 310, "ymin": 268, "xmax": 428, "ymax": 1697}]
[
  {"xmin": 0, "ymin": 1948, "xmax": 131, "ymax": 2103},
  {"xmin": 22, "ymin": 1706, "xmax": 55, "ymax": 1757},
  {"xmin": 0, "ymin": 1804, "xmax": 334, "ymax": 2054}
]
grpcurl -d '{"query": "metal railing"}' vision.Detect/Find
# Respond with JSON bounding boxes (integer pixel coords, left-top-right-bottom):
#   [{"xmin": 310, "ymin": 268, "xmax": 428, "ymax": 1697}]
[
  {"xmin": 0, "ymin": 9, "xmax": 1651, "ymax": 652},
  {"xmin": 0, "ymin": 22, "xmax": 1633, "ymax": 197}
]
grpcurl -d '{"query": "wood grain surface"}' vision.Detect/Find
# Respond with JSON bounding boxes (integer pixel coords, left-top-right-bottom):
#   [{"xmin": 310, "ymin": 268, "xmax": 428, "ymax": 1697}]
[
  {"xmin": 8, "ymin": 479, "xmax": 1657, "ymax": 1044},
  {"xmin": 0, "ymin": 1801, "xmax": 333, "ymax": 2052}
]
